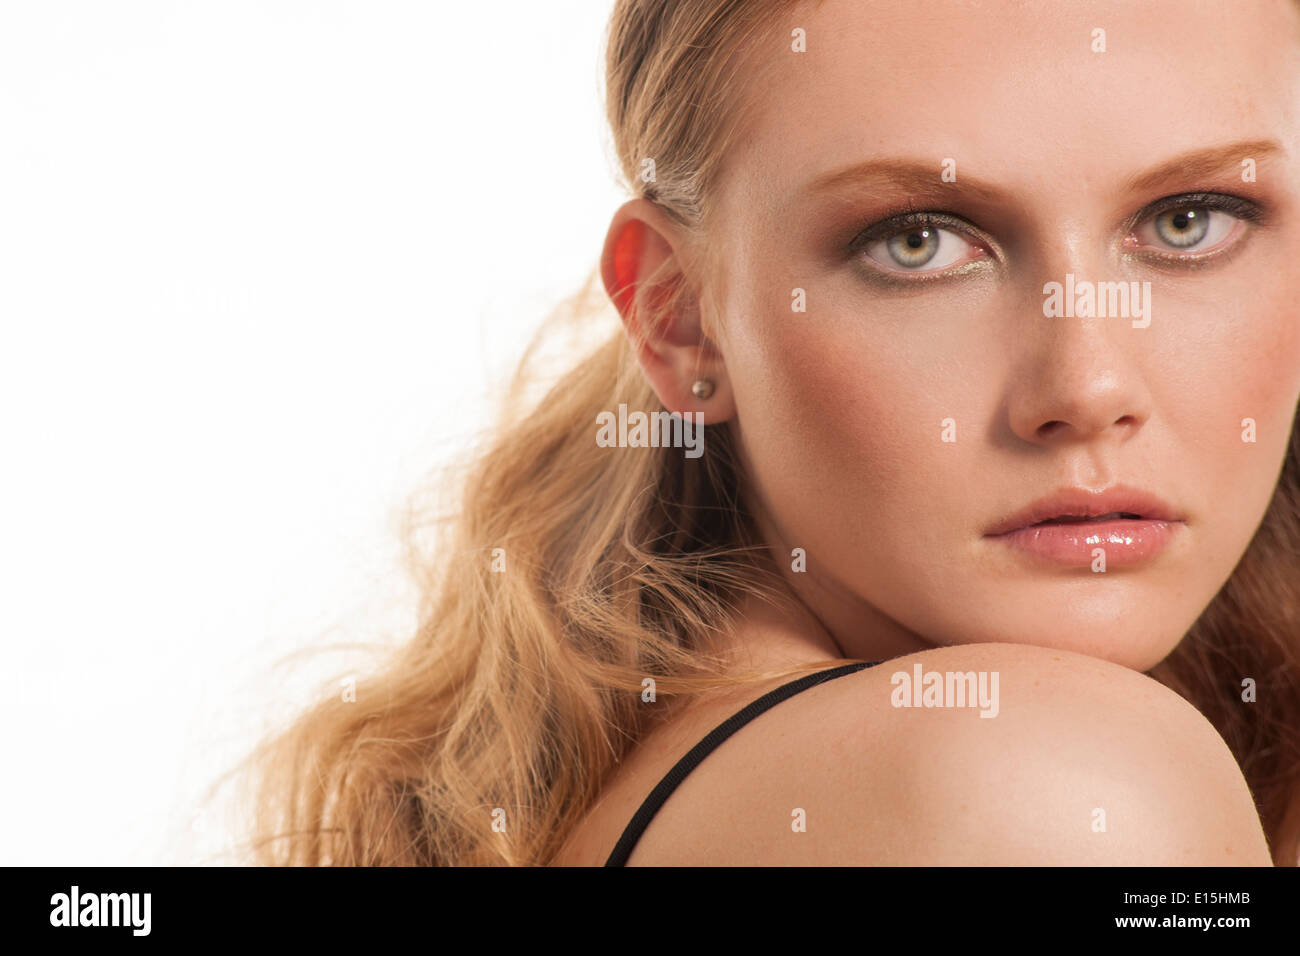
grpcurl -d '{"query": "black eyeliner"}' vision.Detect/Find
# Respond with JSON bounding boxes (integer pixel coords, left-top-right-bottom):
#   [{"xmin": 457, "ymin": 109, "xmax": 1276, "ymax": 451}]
[
  {"xmin": 847, "ymin": 208, "xmax": 976, "ymax": 253},
  {"xmin": 1121, "ymin": 191, "xmax": 1267, "ymax": 235},
  {"xmin": 845, "ymin": 190, "xmax": 1268, "ymax": 282}
]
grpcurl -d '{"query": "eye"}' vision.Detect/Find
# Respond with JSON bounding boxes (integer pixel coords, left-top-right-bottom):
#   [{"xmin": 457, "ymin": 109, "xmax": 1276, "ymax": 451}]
[
  {"xmin": 855, "ymin": 215, "xmax": 986, "ymax": 274},
  {"xmin": 1133, "ymin": 206, "xmax": 1237, "ymax": 252},
  {"xmin": 1128, "ymin": 194, "xmax": 1262, "ymax": 256}
]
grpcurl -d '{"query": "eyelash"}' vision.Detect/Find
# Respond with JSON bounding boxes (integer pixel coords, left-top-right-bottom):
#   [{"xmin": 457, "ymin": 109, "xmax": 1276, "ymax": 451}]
[{"xmin": 846, "ymin": 192, "xmax": 1266, "ymax": 282}]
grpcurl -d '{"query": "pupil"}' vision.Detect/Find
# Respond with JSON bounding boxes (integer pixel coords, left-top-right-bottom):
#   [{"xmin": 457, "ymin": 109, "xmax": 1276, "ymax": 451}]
[
  {"xmin": 1172, "ymin": 211, "xmax": 1193, "ymax": 230},
  {"xmin": 906, "ymin": 232, "xmax": 925, "ymax": 248}
]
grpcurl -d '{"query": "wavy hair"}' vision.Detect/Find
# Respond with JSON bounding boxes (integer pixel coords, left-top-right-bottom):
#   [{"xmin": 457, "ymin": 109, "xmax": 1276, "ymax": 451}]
[{"xmin": 232, "ymin": 0, "xmax": 1300, "ymax": 866}]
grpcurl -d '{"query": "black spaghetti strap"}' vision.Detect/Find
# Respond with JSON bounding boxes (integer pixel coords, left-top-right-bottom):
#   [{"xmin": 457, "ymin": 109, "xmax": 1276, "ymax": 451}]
[{"xmin": 603, "ymin": 659, "xmax": 881, "ymax": 866}]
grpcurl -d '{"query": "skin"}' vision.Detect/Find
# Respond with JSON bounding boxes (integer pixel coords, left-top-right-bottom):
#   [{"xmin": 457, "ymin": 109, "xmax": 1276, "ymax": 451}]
[{"xmin": 606, "ymin": 0, "xmax": 1300, "ymax": 676}]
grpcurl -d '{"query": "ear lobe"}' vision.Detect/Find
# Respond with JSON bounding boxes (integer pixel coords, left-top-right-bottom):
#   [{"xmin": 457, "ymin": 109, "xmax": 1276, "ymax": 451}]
[{"xmin": 600, "ymin": 199, "xmax": 737, "ymax": 423}]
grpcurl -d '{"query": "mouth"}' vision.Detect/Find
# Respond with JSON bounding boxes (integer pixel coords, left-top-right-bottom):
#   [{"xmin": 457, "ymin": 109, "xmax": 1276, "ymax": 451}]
[
  {"xmin": 1028, "ymin": 511, "xmax": 1144, "ymax": 526},
  {"xmin": 983, "ymin": 486, "xmax": 1185, "ymax": 567},
  {"xmin": 984, "ymin": 486, "xmax": 1183, "ymax": 537}
]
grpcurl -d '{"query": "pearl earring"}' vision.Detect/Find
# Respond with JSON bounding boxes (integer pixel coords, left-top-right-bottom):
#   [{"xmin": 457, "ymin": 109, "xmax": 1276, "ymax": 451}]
[{"xmin": 691, "ymin": 379, "xmax": 715, "ymax": 400}]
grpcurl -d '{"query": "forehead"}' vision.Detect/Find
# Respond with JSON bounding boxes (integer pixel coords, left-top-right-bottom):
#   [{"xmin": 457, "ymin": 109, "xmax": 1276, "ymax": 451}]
[{"xmin": 719, "ymin": 0, "xmax": 1300, "ymax": 213}]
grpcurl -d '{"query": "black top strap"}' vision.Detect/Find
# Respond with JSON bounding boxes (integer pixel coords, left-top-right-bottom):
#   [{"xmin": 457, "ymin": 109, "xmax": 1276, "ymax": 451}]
[{"xmin": 603, "ymin": 660, "xmax": 881, "ymax": 866}]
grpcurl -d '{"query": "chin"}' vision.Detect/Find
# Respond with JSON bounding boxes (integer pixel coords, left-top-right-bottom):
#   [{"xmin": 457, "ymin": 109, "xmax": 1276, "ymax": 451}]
[{"xmin": 938, "ymin": 623, "xmax": 1186, "ymax": 674}]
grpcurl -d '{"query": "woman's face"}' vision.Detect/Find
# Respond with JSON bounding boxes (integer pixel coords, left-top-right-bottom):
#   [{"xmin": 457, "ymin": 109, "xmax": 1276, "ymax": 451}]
[{"xmin": 703, "ymin": 0, "xmax": 1300, "ymax": 670}]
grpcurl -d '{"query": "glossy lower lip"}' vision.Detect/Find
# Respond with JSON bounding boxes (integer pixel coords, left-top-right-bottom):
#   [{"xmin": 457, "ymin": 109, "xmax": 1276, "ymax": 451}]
[{"xmin": 985, "ymin": 518, "xmax": 1183, "ymax": 566}]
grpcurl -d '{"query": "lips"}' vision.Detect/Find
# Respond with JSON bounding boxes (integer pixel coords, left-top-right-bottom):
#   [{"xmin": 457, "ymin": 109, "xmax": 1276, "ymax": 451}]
[
  {"xmin": 984, "ymin": 486, "xmax": 1183, "ymax": 537},
  {"xmin": 1031, "ymin": 511, "xmax": 1141, "ymax": 526}
]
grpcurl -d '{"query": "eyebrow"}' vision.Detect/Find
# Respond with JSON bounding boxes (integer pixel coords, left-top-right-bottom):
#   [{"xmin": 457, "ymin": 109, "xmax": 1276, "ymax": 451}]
[
  {"xmin": 802, "ymin": 140, "xmax": 1285, "ymax": 203},
  {"xmin": 1124, "ymin": 139, "xmax": 1281, "ymax": 193}
]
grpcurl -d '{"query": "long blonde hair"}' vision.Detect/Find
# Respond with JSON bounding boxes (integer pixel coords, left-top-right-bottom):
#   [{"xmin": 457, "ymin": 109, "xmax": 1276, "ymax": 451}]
[{"xmin": 235, "ymin": 0, "xmax": 1300, "ymax": 866}]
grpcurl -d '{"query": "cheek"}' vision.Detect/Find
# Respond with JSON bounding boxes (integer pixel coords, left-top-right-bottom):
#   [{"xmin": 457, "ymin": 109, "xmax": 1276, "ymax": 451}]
[
  {"xmin": 728, "ymin": 302, "xmax": 963, "ymax": 541},
  {"xmin": 1226, "ymin": 276, "xmax": 1300, "ymax": 408},
  {"xmin": 1170, "ymin": 285, "xmax": 1300, "ymax": 511}
]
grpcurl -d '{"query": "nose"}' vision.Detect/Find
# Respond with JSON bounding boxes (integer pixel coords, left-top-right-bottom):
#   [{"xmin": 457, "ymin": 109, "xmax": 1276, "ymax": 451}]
[{"xmin": 1005, "ymin": 249, "xmax": 1154, "ymax": 447}]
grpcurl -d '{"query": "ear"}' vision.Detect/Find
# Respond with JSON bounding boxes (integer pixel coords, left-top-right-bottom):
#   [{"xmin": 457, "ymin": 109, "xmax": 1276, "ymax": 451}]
[{"xmin": 600, "ymin": 198, "xmax": 736, "ymax": 423}]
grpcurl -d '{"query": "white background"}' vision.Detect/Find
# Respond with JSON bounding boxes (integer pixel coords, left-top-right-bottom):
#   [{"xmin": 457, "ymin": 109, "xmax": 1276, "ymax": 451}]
[{"xmin": 0, "ymin": 0, "xmax": 625, "ymax": 865}]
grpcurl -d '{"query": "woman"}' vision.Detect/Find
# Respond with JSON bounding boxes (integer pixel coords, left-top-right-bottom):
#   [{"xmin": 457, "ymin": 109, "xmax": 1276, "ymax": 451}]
[{"xmin": 242, "ymin": 0, "xmax": 1300, "ymax": 865}]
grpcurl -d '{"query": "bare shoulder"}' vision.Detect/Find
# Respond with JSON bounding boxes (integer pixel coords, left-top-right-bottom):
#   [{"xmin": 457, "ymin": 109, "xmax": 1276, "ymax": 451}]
[{"xmin": 624, "ymin": 642, "xmax": 1272, "ymax": 865}]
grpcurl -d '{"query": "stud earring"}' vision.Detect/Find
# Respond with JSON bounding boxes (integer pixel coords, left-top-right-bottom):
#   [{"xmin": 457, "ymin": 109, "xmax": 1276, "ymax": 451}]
[{"xmin": 691, "ymin": 379, "xmax": 715, "ymax": 400}]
